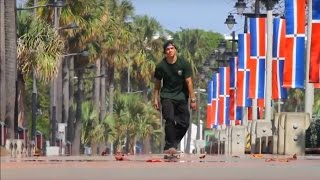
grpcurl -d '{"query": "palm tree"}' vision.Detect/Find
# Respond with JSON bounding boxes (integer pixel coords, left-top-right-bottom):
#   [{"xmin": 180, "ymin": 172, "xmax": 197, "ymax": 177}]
[
  {"xmin": 1, "ymin": 0, "xmax": 17, "ymax": 139},
  {"xmin": 136, "ymin": 103, "xmax": 161, "ymax": 153},
  {"xmin": 128, "ymin": 15, "xmax": 164, "ymax": 91},
  {"xmin": 0, "ymin": 0, "xmax": 6, "ymax": 128},
  {"xmin": 313, "ymin": 89, "xmax": 320, "ymax": 116},
  {"xmin": 17, "ymin": 12, "xmax": 64, "ymax": 144},
  {"xmin": 283, "ymin": 89, "xmax": 305, "ymax": 112}
]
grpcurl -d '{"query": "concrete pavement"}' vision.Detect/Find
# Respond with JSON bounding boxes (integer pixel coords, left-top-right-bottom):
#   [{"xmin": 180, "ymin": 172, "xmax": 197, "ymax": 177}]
[{"xmin": 1, "ymin": 154, "xmax": 320, "ymax": 180}]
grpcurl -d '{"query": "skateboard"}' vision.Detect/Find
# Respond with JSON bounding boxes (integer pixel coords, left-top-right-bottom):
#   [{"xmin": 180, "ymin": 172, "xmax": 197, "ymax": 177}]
[{"xmin": 162, "ymin": 151, "xmax": 182, "ymax": 162}]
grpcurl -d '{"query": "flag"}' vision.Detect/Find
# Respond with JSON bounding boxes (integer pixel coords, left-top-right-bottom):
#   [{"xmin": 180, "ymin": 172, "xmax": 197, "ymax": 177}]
[
  {"xmin": 237, "ymin": 33, "xmax": 252, "ymax": 107},
  {"xmin": 229, "ymin": 57, "xmax": 238, "ymax": 125},
  {"xmin": 249, "ymin": 18, "xmax": 266, "ymax": 99},
  {"xmin": 257, "ymin": 99, "xmax": 265, "ymax": 119},
  {"xmin": 235, "ymin": 107, "xmax": 243, "ymax": 125},
  {"xmin": 229, "ymin": 89, "xmax": 236, "ymax": 122},
  {"xmin": 238, "ymin": 33, "xmax": 250, "ymax": 69},
  {"xmin": 206, "ymin": 80, "xmax": 213, "ymax": 128},
  {"xmin": 248, "ymin": 107, "xmax": 253, "ymax": 121},
  {"xmin": 212, "ymin": 73, "xmax": 220, "ymax": 128},
  {"xmin": 283, "ymin": 0, "xmax": 305, "ymax": 88},
  {"xmin": 272, "ymin": 17, "xmax": 288, "ymax": 99},
  {"xmin": 229, "ymin": 57, "xmax": 238, "ymax": 89},
  {"xmin": 309, "ymin": 0, "xmax": 320, "ymax": 83},
  {"xmin": 218, "ymin": 67, "xmax": 230, "ymax": 126}
]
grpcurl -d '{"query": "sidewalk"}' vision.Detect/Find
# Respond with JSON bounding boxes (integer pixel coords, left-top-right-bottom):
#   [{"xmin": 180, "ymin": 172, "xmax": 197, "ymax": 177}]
[
  {"xmin": 1, "ymin": 152, "xmax": 320, "ymax": 164},
  {"xmin": 2, "ymin": 153, "xmax": 320, "ymax": 180}
]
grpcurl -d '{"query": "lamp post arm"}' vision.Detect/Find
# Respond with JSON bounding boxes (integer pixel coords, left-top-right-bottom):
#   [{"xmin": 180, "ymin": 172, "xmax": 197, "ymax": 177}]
[{"xmin": 16, "ymin": 4, "xmax": 48, "ymax": 10}]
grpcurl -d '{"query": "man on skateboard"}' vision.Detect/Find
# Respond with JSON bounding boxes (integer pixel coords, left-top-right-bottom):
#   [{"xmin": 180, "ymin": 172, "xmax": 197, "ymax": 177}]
[{"xmin": 153, "ymin": 40, "xmax": 197, "ymax": 156}]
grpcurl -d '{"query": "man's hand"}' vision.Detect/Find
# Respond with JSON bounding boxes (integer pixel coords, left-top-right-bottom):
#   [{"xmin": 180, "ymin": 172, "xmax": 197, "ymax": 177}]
[
  {"xmin": 154, "ymin": 98, "xmax": 160, "ymax": 110},
  {"xmin": 190, "ymin": 102, "xmax": 197, "ymax": 111}
]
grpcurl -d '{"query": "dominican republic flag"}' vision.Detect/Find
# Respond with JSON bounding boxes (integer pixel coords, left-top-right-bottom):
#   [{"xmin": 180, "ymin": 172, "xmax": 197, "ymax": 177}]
[
  {"xmin": 309, "ymin": 0, "xmax": 320, "ymax": 83},
  {"xmin": 257, "ymin": 98, "xmax": 265, "ymax": 119},
  {"xmin": 212, "ymin": 73, "xmax": 220, "ymax": 128},
  {"xmin": 248, "ymin": 107, "xmax": 253, "ymax": 121},
  {"xmin": 283, "ymin": 0, "xmax": 305, "ymax": 88},
  {"xmin": 229, "ymin": 57, "xmax": 238, "ymax": 125},
  {"xmin": 230, "ymin": 89, "xmax": 243, "ymax": 125},
  {"xmin": 229, "ymin": 57, "xmax": 238, "ymax": 89},
  {"xmin": 249, "ymin": 17, "xmax": 266, "ymax": 99},
  {"xmin": 206, "ymin": 79, "xmax": 213, "ymax": 128},
  {"xmin": 218, "ymin": 67, "xmax": 230, "ymax": 126},
  {"xmin": 237, "ymin": 33, "xmax": 252, "ymax": 107},
  {"xmin": 272, "ymin": 17, "xmax": 288, "ymax": 99}
]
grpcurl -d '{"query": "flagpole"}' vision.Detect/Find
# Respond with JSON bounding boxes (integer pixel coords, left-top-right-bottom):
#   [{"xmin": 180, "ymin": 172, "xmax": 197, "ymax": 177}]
[
  {"xmin": 305, "ymin": 0, "xmax": 314, "ymax": 117},
  {"xmin": 265, "ymin": 0, "xmax": 273, "ymax": 122},
  {"xmin": 252, "ymin": 0, "xmax": 260, "ymax": 121}
]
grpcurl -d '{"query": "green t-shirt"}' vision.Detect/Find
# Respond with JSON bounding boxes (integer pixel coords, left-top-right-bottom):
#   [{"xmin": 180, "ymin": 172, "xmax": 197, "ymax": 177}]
[{"xmin": 154, "ymin": 57, "xmax": 192, "ymax": 102}]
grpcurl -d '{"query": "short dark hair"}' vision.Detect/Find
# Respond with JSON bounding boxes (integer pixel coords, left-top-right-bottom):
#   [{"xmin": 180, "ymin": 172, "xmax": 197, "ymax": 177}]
[{"xmin": 163, "ymin": 40, "xmax": 178, "ymax": 53}]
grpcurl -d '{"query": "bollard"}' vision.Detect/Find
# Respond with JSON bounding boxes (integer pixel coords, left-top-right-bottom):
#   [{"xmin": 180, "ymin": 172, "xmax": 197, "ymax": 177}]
[
  {"xmin": 254, "ymin": 120, "xmax": 273, "ymax": 154},
  {"xmin": 281, "ymin": 112, "xmax": 310, "ymax": 155},
  {"xmin": 5, "ymin": 139, "xmax": 14, "ymax": 157},
  {"xmin": 16, "ymin": 139, "xmax": 24, "ymax": 158},
  {"xmin": 249, "ymin": 120, "xmax": 256, "ymax": 154},
  {"xmin": 226, "ymin": 126, "xmax": 232, "ymax": 156},
  {"xmin": 210, "ymin": 129, "xmax": 219, "ymax": 154},
  {"xmin": 230, "ymin": 125, "xmax": 246, "ymax": 155},
  {"xmin": 194, "ymin": 140, "xmax": 206, "ymax": 154},
  {"xmin": 218, "ymin": 129, "xmax": 227, "ymax": 155},
  {"xmin": 272, "ymin": 113, "xmax": 281, "ymax": 154}
]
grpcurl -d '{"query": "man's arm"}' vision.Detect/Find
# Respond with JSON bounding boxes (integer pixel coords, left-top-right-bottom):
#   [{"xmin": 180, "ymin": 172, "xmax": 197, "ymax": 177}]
[
  {"xmin": 185, "ymin": 77, "xmax": 197, "ymax": 110},
  {"xmin": 153, "ymin": 79, "xmax": 161, "ymax": 110}
]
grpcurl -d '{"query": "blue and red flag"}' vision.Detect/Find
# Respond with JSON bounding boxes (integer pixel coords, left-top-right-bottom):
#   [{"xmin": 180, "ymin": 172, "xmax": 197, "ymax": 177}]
[
  {"xmin": 272, "ymin": 17, "xmax": 288, "ymax": 99},
  {"xmin": 229, "ymin": 57, "xmax": 238, "ymax": 125},
  {"xmin": 218, "ymin": 67, "xmax": 230, "ymax": 126},
  {"xmin": 283, "ymin": 0, "xmax": 306, "ymax": 88},
  {"xmin": 212, "ymin": 73, "xmax": 220, "ymax": 128},
  {"xmin": 237, "ymin": 33, "xmax": 252, "ymax": 107},
  {"xmin": 309, "ymin": 0, "xmax": 320, "ymax": 83},
  {"xmin": 206, "ymin": 79, "xmax": 213, "ymax": 128},
  {"xmin": 229, "ymin": 57, "xmax": 238, "ymax": 89},
  {"xmin": 249, "ymin": 17, "xmax": 266, "ymax": 99},
  {"xmin": 235, "ymin": 107, "xmax": 243, "ymax": 125}
]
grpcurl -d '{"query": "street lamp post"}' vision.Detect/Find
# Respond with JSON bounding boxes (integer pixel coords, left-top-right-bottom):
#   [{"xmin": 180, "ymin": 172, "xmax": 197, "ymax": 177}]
[
  {"xmin": 127, "ymin": 45, "xmax": 131, "ymax": 93},
  {"xmin": 264, "ymin": 0, "xmax": 274, "ymax": 122}
]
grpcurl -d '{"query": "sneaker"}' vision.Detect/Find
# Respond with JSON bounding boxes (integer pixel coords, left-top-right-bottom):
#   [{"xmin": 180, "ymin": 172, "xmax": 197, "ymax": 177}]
[{"xmin": 164, "ymin": 147, "xmax": 177, "ymax": 155}]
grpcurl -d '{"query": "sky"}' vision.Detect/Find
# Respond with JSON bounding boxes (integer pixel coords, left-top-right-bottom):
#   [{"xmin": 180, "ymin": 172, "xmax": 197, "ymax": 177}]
[{"xmin": 129, "ymin": 0, "xmax": 246, "ymax": 36}]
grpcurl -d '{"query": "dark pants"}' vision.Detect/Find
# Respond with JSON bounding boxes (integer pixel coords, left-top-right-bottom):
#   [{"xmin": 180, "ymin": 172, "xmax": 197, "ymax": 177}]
[{"xmin": 161, "ymin": 99, "xmax": 190, "ymax": 150}]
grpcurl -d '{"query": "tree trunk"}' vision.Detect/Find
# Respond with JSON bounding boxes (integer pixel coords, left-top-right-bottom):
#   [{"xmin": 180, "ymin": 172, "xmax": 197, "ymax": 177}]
[
  {"xmin": 4, "ymin": 0, "xmax": 17, "ymax": 139},
  {"xmin": 62, "ymin": 57, "xmax": 69, "ymax": 124},
  {"xmin": 100, "ymin": 59, "xmax": 106, "ymax": 120},
  {"xmin": 50, "ymin": 3, "xmax": 60, "ymax": 146},
  {"xmin": 67, "ymin": 57, "xmax": 75, "ymax": 145},
  {"xmin": 91, "ymin": 58, "xmax": 101, "ymax": 155},
  {"xmin": 143, "ymin": 136, "xmax": 151, "ymax": 154},
  {"xmin": 0, "ymin": 0, "xmax": 6, "ymax": 124},
  {"xmin": 94, "ymin": 58, "xmax": 101, "ymax": 119},
  {"xmin": 17, "ymin": 72, "xmax": 26, "ymax": 128},
  {"xmin": 72, "ymin": 68, "xmax": 84, "ymax": 155},
  {"xmin": 57, "ymin": 61, "xmax": 63, "ymax": 124}
]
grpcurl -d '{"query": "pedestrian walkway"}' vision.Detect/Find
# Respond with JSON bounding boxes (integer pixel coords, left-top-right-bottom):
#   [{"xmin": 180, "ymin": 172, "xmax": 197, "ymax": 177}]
[{"xmin": 1, "ymin": 153, "xmax": 320, "ymax": 180}]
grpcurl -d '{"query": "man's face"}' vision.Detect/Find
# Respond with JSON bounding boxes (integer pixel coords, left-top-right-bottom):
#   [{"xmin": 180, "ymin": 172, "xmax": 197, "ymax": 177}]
[{"xmin": 165, "ymin": 44, "xmax": 176, "ymax": 58}]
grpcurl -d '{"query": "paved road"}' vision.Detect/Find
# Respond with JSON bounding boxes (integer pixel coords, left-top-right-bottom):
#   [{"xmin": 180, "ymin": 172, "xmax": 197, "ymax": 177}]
[{"xmin": 1, "ymin": 154, "xmax": 320, "ymax": 180}]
